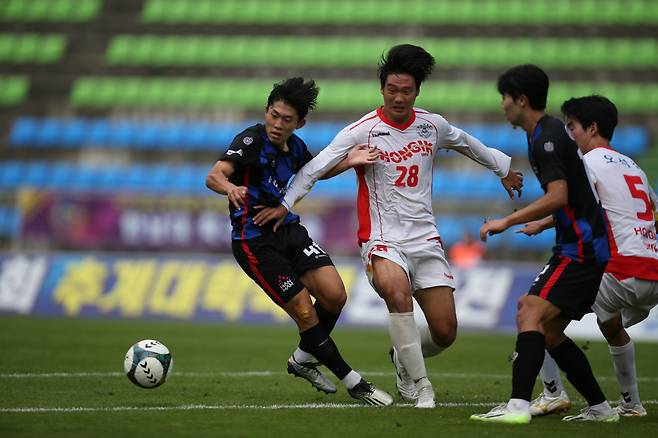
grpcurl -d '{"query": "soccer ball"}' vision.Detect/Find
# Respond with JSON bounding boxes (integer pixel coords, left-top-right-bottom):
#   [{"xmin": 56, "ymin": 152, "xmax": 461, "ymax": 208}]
[{"xmin": 124, "ymin": 339, "xmax": 173, "ymax": 388}]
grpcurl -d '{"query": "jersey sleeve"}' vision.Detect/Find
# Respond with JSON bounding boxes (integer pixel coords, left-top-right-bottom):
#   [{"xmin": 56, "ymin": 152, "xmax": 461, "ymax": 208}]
[
  {"xmin": 533, "ymin": 133, "xmax": 569, "ymax": 186},
  {"xmin": 436, "ymin": 116, "xmax": 511, "ymax": 178},
  {"xmin": 218, "ymin": 127, "xmax": 262, "ymax": 169},
  {"xmin": 283, "ymin": 126, "xmax": 356, "ymax": 210}
]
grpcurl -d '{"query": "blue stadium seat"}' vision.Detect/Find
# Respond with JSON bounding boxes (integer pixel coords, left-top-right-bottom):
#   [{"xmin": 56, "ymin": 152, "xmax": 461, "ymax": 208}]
[
  {"xmin": 8, "ymin": 117, "xmax": 651, "ymax": 157},
  {"xmin": 0, "ymin": 160, "xmax": 23, "ymax": 189}
]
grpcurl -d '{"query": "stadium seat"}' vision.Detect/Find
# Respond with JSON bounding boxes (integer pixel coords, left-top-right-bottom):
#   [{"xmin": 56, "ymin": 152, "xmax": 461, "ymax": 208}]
[{"xmin": 0, "ymin": 0, "xmax": 101, "ymax": 22}]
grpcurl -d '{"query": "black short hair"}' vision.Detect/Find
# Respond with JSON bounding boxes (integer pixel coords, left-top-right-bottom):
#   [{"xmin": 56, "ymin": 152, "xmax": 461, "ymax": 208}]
[
  {"xmin": 267, "ymin": 77, "xmax": 319, "ymax": 120},
  {"xmin": 378, "ymin": 44, "xmax": 435, "ymax": 90},
  {"xmin": 561, "ymin": 95, "xmax": 618, "ymax": 141},
  {"xmin": 497, "ymin": 64, "xmax": 549, "ymax": 110}
]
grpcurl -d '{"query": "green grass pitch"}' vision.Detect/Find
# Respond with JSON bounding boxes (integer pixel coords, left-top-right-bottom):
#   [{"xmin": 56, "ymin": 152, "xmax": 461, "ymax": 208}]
[{"xmin": 1, "ymin": 316, "xmax": 657, "ymax": 437}]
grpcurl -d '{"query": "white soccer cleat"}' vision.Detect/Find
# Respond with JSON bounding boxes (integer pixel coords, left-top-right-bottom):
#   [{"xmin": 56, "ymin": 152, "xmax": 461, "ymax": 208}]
[
  {"xmin": 347, "ymin": 378, "xmax": 394, "ymax": 406},
  {"xmin": 414, "ymin": 380, "xmax": 436, "ymax": 408},
  {"xmin": 286, "ymin": 356, "xmax": 337, "ymax": 394},
  {"xmin": 529, "ymin": 390, "xmax": 571, "ymax": 416},
  {"xmin": 562, "ymin": 406, "xmax": 620, "ymax": 422},
  {"xmin": 389, "ymin": 347, "xmax": 416, "ymax": 402},
  {"xmin": 470, "ymin": 404, "xmax": 531, "ymax": 424},
  {"xmin": 616, "ymin": 401, "xmax": 647, "ymax": 417}
]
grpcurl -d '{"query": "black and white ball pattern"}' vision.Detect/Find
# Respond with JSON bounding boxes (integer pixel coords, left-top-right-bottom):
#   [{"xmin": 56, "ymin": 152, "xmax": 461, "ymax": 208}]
[{"xmin": 124, "ymin": 339, "xmax": 173, "ymax": 388}]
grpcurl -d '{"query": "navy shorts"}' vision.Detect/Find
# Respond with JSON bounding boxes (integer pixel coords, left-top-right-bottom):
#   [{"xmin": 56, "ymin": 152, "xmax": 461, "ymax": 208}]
[
  {"xmin": 528, "ymin": 255, "xmax": 606, "ymax": 320},
  {"xmin": 232, "ymin": 223, "xmax": 334, "ymax": 306}
]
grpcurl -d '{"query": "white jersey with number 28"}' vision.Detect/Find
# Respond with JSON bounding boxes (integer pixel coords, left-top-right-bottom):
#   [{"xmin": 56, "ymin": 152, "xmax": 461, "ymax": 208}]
[{"xmin": 284, "ymin": 107, "xmax": 511, "ymax": 244}]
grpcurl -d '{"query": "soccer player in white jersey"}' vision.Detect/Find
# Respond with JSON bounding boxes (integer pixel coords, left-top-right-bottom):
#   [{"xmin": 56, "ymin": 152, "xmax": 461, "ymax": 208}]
[
  {"xmin": 529, "ymin": 95, "xmax": 658, "ymax": 418},
  {"xmin": 253, "ymin": 44, "xmax": 523, "ymax": 408}
]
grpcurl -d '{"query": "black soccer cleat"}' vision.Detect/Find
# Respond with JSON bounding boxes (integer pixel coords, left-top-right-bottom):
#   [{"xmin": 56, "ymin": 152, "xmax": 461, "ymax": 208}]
[{"xmin": 347, "ymin": 378, "xmax": 394, "ymax": 406}]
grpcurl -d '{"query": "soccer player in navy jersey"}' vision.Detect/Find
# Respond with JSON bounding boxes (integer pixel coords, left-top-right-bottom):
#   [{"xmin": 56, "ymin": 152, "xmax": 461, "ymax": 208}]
[
  {"xmin": 205, "ymin": 77, "xmax": 392, "ymax": 406},
  {"xmin": 471, "ymin": 65, "xmax": 618, "ymax": 423}
]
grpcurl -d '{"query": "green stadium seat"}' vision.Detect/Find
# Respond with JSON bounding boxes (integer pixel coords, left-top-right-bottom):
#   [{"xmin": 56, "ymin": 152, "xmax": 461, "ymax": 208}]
[
  {"xmin": 104, "ymin": 36, "xmax": 658, "ymax": 70},
  {"xmin": 69, "ymin": 77, "xmax": 658, "ymax": 114},
  {"xmin": 0, "ymin": 0, "xmax": 101, "ymax": 22},
  {"xmin": 0, "ymin": 34, "xmax": 66, "ymax": 64},
  {"xmin": 0, "ymin": 76, "xmax": 28, "ymax": 106},
  {"xmin": 140, "ymin": 0, "xmax": 658, "ymax": 25}
]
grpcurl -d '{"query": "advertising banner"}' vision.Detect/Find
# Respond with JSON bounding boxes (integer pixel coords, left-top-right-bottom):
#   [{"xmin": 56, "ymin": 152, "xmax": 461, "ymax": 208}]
[{"xmin": 2, "ymin": 251, "xmax": 657, "ymax": 340}]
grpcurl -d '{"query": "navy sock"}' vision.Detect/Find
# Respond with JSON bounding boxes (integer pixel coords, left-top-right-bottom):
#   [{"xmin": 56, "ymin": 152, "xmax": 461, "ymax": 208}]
[
  {"xmin": 511, "ymin": 331, "xmax": 546, "ymax": 401},
  {"xmin": 314, "ymin": 301, "xmax": 340, "ymax": 334},
  {"xmin": 299, "ymin": 323, "xmax": 351, "ymax": 380}
]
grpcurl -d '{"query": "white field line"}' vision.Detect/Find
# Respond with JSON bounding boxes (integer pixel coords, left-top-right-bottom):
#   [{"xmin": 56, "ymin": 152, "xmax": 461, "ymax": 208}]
[
  {"xmin": 3, "ymin": 371, "xmax": 658, "ymax": 383},
  {"xmin": 3, "ymin": 400, "xmax": 658, "ymax": 414}
]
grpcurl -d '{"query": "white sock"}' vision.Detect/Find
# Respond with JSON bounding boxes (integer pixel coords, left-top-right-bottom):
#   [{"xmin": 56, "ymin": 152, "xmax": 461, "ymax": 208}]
[
  {"xmin": 419, "ymin": 325, "xmax": 446, "ymax": 358},
  {"xmin": 507, "ymin": 398, "xmax": 530, "ymax": 413},
  {"xmin": 590, "ymin": 400, "xmax": 613, "ymax": 412},
  {"xmin": 609, "ymin": 340, "xmax": 640, "ymax": 404},
  {"xmin": 388, "ymin": 312, "xmax": 427, "ymax": 382},
  {"xmin": 540, "ymin": 350, "xmax": 565, "ymax": 396},
  {"xmin": 342, "ymin": 370, "xmax": 362, "ymax": 389},
  {"xmin": 292, "ymin": 347, "xmax": 316, "ymax": 364}
]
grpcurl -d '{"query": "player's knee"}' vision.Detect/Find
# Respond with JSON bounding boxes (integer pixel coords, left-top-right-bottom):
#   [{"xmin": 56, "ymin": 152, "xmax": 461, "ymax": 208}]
[
  {"xmin": 327, "ymin": 290, "xmax": 347, "ymax": 312},
  {"xmin": 292, "ymin": 303, "xmax": 318, "ymax": 327},
  {"xmin": 597, "ymin": 316, "xmax": 626, "ymax": 344},
  {"xmin": 436, "ymin": 325, "xmax": 457, "ymax": 347},
  {"xmin": 384, "ymin": 291, "xmax": 413, "ymax": 312}
]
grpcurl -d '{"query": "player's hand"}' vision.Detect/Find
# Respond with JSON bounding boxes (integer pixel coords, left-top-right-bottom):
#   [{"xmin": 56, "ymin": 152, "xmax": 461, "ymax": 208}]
[
  {"xmin": 480, "ymin": 218, "xmax": 509, "ymax": 242},
  {"xmin": 226, "ymin": 185, "xmax": 248, "ymax": 209},
  {"xmin": 253, "ymin": 204, "xmax": 288, "ymax": 231},
  {"xmin": 515, "ymin": 220, "xmax": 545, "ymax": 236},
  {"xmin": 501, "ymin": 169, "xmax": 523, "ymax": 199},
  {"xmin": 346, "ymin": 144, "xmax": 379, "ymax": 167}
]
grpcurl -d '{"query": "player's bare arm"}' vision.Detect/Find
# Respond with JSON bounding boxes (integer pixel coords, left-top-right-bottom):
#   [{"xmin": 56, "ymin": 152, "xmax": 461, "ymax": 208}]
[
  {"xmin": 515, "ymin": 215, "xmax": 555, "ymax": 236},
  {"xmin": 480, "ymin": 179, "xmax": 567, "ymax": 241},
  {"xmin": 501, "ymin": 168, "xmax": 524, "ymax": 199},
  {"xmin": 205, "ymin": 160, "xmax": 248, "ymax": 209}
]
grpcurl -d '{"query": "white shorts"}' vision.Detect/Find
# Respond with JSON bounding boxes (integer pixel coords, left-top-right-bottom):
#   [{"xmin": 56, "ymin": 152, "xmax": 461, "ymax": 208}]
[
  {"xmin": 592, "ymin": 273, "xmax": 658, "ymax": 327},
  {"xmin": 360, "ymin": 238, "xmax": 456, "ymax": 293}
]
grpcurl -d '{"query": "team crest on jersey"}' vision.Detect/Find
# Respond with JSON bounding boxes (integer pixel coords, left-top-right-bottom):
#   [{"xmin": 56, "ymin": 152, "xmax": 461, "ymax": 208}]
[
  {"xmin": 243, "ymin": 136, "xmax": 254, "ymax": 145},
  {"xmin": 416, "ymin": 123, "xmax": 432, "ymax": 138},
  {"xmin": 543, "ymin": 141, "xmax": 554, "ymax": 152}
]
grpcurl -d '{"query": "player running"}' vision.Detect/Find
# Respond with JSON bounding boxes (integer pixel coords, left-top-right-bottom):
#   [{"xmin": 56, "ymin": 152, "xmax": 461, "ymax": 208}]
[
  {"xmin": 253, "ymin": 44, "xmax": 523, "ymax": 408},
  {"xmin": 206, "ymin": 77, "xmax": 392, "ymax": 406}
]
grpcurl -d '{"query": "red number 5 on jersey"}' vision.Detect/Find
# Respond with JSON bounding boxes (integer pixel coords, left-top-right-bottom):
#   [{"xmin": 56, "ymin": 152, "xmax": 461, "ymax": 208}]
[{"xmin": 624, "ymin": 174, "xmax": 654, "ymax": 221}]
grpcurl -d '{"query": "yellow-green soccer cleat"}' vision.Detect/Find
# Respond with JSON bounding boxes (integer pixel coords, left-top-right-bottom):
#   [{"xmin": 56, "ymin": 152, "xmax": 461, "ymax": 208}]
[{"xmin": 470, "ymin": 404, "xmax": 531, "ymax": 424}]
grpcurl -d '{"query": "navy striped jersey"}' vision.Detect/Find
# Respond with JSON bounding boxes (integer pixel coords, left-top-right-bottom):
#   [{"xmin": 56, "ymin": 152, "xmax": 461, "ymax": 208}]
[
  {"xmin": 219, "ymin": 124, "xmax": 313, "ymax": 240},
  {"xmin": 528, "ymin": 115, "xmax": 610, "ymax": 263}
]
